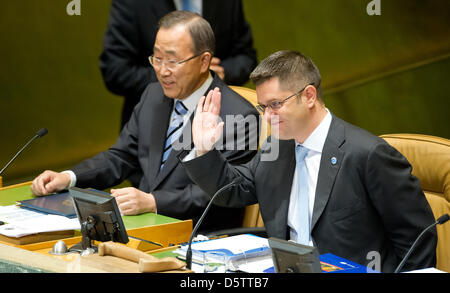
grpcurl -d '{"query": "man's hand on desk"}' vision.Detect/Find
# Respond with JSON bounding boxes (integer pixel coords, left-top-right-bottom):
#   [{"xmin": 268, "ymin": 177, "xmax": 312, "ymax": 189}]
[
  {"xmin": 110, "ymin": 187, "xmax": 156, "ymax": 216},
  {"xmin": 31, "ymin": 170, "xmax": 70, "ymax": 196}
]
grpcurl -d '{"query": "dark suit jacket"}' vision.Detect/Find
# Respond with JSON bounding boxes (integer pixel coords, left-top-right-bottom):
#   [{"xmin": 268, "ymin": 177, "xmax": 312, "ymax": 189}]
[
  {"xmin": 182, "ymin": 114, "xmax": 437, "ymax": 272},
  {"xmin": 71, "ymin": 73, "xmax": 260, "ymax": 231},
  {"xmin": 100, "ymin": 0, "xmax": 257, "ymax": 127}
]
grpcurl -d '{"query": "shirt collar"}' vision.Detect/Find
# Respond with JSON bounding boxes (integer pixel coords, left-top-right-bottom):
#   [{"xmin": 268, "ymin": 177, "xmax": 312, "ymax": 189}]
[
  {"xmin": 175, "ymin": 73, "xmax": 213, "ymax": 114},
  {"xmin": 296, "ymin": 109, "xmax": 332, "ymax": 154}
]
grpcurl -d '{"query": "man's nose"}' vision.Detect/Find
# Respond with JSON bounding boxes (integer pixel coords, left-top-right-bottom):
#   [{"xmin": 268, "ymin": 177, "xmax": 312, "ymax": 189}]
[{"xmin": 158, "ymin": 63, "xmax": 172, "ymax": 76}]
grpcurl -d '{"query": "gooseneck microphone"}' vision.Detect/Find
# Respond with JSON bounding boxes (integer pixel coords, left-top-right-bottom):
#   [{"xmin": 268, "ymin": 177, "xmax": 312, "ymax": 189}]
[
  {"xmin": 185, "ymin": 177, "xmax": 244, "ymax": 270},
  {"xmin": 394, "ymin": 213, "xmax": 449, "ymax": 273},
  {"xmin": 0, "ymin": 128, "xmax": 48, "ymax": 176}
]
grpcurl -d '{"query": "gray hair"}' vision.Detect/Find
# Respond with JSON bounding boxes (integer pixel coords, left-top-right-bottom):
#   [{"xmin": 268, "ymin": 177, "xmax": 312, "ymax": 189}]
[
  {"xmin": 158, "ymin": 11, "xmax": 215, "ymax": 55},
  {"xmin": 250, "ymin": 50, "xmax": 322, "ymax": 100}
]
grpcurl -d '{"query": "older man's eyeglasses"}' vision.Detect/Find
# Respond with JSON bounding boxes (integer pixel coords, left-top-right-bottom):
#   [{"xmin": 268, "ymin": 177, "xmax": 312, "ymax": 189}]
[
  {"xmin": 256, "ymin": 84, "xmax": 313, "ymax": 114},
  {"xmin": 148, "ymin": 52, "xmax": 205, "ymax": 70}
]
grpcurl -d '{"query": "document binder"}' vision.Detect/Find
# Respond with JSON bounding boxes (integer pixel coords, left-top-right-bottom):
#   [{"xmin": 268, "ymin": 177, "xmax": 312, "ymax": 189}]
[
  {"xmin": 174, "ymin": 234, "xmax": 271, "ymax": 264},
  {"xmin": 18, "ymin": 191, "xmax": 76, "ymax": 218}
]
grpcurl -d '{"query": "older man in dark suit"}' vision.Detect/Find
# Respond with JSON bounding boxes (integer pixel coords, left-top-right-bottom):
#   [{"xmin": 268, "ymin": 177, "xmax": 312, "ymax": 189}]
[
  {"xmin": 181, "ymin": 50, "xmax": 437, "ymax": 272},
  {"xmin": 31, "ymin": 11, "xmax": 259, "ymax": 231},
  {"xmin": 100, "ymin": 0, "xmax": 257, "ymax": 128}
]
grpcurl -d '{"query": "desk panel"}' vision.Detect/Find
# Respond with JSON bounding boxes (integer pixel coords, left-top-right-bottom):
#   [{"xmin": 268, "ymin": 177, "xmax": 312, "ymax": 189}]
[
  {"xmin": 0, "ymin": 182, "xmax": 193, "ymax": 251},
  {"xmin": 0, "ymin": 181, "xmax": 34, "ymax": 205}
]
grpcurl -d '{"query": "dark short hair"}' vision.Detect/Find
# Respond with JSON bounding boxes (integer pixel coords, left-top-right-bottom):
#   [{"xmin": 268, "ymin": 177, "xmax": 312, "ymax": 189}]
[
  {"xmin": 158, "ymin": 11, "xmax": 215, "ymax": 55},
  {"xmin": 250, "ymin": 50, "xmax": 322, "ymax": 100}
]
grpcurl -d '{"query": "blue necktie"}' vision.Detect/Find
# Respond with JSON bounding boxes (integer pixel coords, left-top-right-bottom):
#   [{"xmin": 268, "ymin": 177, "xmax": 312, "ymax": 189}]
[
  {"xmin": 295, "ymin": 145, "xmax": 310, "ymax": 245},
  {"xmin": 160, "ymin": 100, "xmax": 188, "ymax": 170},
  {"xmin": 181, "ymin": 0, "xmax": 195, "ymax": 12}
]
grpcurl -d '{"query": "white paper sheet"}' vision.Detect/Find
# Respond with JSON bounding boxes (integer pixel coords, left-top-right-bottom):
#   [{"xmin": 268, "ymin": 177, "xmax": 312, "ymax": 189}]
[{"xmin": 0, "ymin": 205, "xmax": 80, "ymax": 238}]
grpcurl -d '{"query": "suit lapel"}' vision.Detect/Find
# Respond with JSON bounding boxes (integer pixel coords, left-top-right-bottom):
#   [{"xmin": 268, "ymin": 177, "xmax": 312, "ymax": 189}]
[
  {"xmin": 147, "ymin": 96, "xmax": 173, "ymax": 186},
  {"xmin": 270, "ymin": 139, "xmax": 296, "ymax": 239},
  {"xmin": 151, "ymin": 111, "xmax": 194, "ymax": 188},
  {"xmin": 311, "ymin": 115, "xmax": 346, "ymax": 231},
  {"xmin": 162, "ymin": 0, "xmax": 176, "ymax": 11},
  {"xmin": 148, "ymin": 0, "xmax": 175, "ymax": 20}
]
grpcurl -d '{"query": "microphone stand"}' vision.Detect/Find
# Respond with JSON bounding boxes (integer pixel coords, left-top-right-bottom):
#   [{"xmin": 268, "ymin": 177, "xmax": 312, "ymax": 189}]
[
  {"xmin": 0, "ymin": 128, "xmax": 48, "ymax": 176},
  {"xmin": 394, "ymin": 213, "xmax": 449, "ymax": 273},
  {"xmin": 185, "ymin": 177, "xmax": 243, "ymax": 270}
]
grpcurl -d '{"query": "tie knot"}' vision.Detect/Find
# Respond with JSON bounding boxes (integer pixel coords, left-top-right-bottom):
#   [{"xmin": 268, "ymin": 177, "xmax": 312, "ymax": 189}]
[
  {"xmin": 296, "ymin": 145, "xmax": 309, "ymax": 162},
  {"xmin": 174, "ymin": 101, "xmax": 188, "ymax": 116}
]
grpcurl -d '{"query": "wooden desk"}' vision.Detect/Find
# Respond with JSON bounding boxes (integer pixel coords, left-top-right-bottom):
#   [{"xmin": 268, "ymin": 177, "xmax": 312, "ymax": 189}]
[
  {"xmin": 0, "ymin": 182, "xmax": 194, "ymax": 273},
  {"xmin": 0, "ymin": 242, "xmax": 105, "ymax": 273},
  {"xmin": 0, "ymin": 182, "xmax": 193, "ymax": 252}
]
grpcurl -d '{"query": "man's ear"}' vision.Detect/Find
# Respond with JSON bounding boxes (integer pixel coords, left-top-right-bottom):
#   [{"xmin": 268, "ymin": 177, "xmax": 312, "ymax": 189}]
[
  {"xmin": 200, "ymin": 51, "xmax": 212, "ymax": 72},
  {"xmin": 303, "ymin": 85, "xmax": 318, "ymax": 109}
]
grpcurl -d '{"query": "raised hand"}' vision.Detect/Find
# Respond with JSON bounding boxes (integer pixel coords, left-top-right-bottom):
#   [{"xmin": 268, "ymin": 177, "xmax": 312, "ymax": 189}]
[{"xmin": 192, "ymin": 87, "xmax": 224, "ymax": 156}]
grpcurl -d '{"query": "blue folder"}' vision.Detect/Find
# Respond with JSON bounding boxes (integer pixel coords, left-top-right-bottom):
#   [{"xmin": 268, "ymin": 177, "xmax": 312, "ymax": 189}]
[
  {"xmin": 319, "ymin": 253, "xmax": 379, "ymax": 273},
  {"xmin": 263, "ymin": 253, "xmax": 380, "ymax": 273},
  {"xmin": 18, "ymin": 191, "xmax": 77, "ymax": 218}
]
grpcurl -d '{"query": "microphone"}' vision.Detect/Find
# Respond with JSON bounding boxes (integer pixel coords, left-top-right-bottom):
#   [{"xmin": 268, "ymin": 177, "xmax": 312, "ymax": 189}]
[
  {"xmin": 394, "ymin": 213, "xmax": 449, "ymax": 273},
  {"xmin": 0, "ymin": 128, "xmax": 48, "ymax": 176},
  {"xmin": 36, "ymin": 128, "xmax": 48, "ymax": 138},
  {"xmin": 185, "ymin": 177, "xmax": 244, "ymax": 270}
]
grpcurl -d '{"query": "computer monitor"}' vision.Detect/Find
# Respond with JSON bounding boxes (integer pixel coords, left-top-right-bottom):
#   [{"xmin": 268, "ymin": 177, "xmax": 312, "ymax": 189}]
[
  {"xmin": 268, "ymin": 237, "xmax": 322, "ymax": 273},
  {"xmin": 69, "ymin": 187, "xmax": 129, "ymax": 253}
]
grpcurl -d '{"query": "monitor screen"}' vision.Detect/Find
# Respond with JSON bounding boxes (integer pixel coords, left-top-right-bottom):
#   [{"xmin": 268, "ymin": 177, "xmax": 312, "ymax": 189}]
[
  {"xmin": 69, "ymin": 187, "xmax": 129, "ymax": 249},
  {"xmin": 268, "ymin": 237, "xmax": 322, "ymax": 273}
]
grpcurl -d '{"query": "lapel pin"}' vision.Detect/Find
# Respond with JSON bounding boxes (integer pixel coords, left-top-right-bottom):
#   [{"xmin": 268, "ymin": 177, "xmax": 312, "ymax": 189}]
[{"xmin": 331, "ymin": 157, "xmax": 337, "ymax": 165}]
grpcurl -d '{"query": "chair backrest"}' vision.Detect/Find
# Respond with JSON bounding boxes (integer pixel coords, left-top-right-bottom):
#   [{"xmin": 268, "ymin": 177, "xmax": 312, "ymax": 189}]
[
  {"xmin": 380, "ymin": 133, "xmax": 450, "ymax": 272},
  {"xmin": 229, "ymin": 86, "xmax": 270, "ymax": 149},
  {"xmin": 229, "ymin": 86, "xmax": 266, "ymax": 228},
  {"xmin": 241, "ymin": 203, "xmax": 264, "ymax": 228}
]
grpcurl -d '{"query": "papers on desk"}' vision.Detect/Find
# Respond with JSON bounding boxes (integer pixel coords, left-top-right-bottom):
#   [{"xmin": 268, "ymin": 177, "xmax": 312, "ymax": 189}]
[
  {"xmin": 174, "ymin": 234, "xmax": 273, "ymax": 272},
  {"xmin": 173, "ymin": 234, "xmax": 386, "ymax": 274},
  {"xmin": 0, "ymin": 205, "xmax": 80, "ymax": 238}
]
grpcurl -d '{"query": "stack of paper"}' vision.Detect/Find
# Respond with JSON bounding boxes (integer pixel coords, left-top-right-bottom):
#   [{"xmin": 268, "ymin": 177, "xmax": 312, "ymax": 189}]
[
  {"xmin": 0, "ymin": 205, "xmax": 80, "ymax": 238},
  {"xmin": 174, "ymin": 234, "xmax": 272, "ymax": 272}
]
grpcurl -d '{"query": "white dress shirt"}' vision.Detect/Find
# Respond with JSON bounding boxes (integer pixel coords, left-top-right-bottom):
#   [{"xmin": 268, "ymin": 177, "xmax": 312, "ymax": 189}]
[
  {"xmin": 287, "ymin": 109, "xmax": 332, "ymax": 245},
  {"xmin": 174, "ymin": 73, "xmax": 213, "ymax": 127}
]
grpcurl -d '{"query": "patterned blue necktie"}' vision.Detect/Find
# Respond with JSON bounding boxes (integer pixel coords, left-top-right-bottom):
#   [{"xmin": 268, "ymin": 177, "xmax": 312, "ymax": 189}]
[
  {"xmin": 160, "ymin": 100, "xmax": 188, "ymax": 170},
  {"xmin": 295, "ymin": 145, "xmax": 310, "ymax": 245}
]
